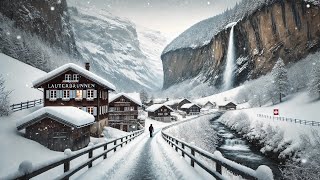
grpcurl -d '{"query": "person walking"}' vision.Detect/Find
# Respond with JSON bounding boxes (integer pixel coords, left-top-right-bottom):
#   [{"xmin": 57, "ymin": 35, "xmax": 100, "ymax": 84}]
[{"xmin": 149, "ymin": 124, "xmax": 154, "ymax": 137}]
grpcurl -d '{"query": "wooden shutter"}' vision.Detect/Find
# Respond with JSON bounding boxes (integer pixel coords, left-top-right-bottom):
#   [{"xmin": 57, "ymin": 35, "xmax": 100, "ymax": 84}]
[
  {"xmin": 94, "ymin": 90, "xmax": 97, "ymax": 98},
  {"xmin": 46, "ymin": 90, "xmax": 50, "ymax": 99},
  {"xmin": 93, "ymin": 107, "xmax": 97, "ymax": 116},
  {"xmin": 59, "ymin": 90, "xmax": 63, "ymax": 98},
  {"xmin": 82, "ymin": 107, "xmax": 87, "ymax": 112},
  {"xmin": 83, "ymin": 90, "xmax": 87, "ymax": 99},
  {"xmin": 69, "ymin": 90, "xmax": 73, "ymax": 99}
]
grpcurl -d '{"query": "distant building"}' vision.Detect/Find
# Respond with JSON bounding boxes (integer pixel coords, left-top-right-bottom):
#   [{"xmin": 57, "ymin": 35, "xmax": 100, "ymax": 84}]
[
  {"xmin": 203, "ymin": 101, "xmax": 216, "ymax": 109},
  {"xmin": 164, "ymin": 98, "xmax": 192, "ymax": 110},
  {"xmin": 108, "ymin": 93, "xmax": 142, "ymax": 132},
  {"xmin": 218, "ymin": 102, "xmax": 237, "ymax": 110},
  {"xmin": 16, "ymin": 107, "xmax": 94, "ymax": 152},
  {"xmin": 32, "ymin": 63, "xmax": 116, "ymax": 137},
  {"xmin": 146, "ymin": 104, "xmax": 174, "ymax": 122},
  {"xmin": 181, "ymin": 103, "xmax": 201, "ymax": 115}
]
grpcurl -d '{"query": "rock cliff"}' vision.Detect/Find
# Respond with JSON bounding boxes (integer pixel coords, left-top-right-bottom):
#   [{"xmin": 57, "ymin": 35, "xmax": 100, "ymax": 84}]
[{"xmin": 162, "ymin": 0, "xmax": 320, "ymax": 89}]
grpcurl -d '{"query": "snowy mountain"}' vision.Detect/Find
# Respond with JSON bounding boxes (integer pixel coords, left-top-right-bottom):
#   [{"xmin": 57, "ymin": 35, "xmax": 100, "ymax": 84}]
[{"xmin": 68, "ymin": 3, "xmax": 167, "ymax": 92}]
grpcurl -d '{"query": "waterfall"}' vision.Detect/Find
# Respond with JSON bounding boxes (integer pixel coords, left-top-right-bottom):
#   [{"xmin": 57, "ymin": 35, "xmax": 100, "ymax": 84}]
[{"xmin": 223, "ymin": 24, "xmax": 236, "ymax": 90}]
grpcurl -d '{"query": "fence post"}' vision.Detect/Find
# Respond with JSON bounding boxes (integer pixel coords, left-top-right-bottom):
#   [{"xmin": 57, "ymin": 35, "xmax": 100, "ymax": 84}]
[
  {"xmin": 121, "ymin": 138, "xmax": 123, "ymax": 147},
  {"xmin": 64, "ymin": 161, "xmax": 70, "ymax": 172},
  {"xmin": 216, "ymin": 162, "xmax": 222, "ymax": 175},
  {"xmin": 103, "ymin": 144, "xmax": 108, "ymax": 159},
  {"xmin": 175, "ymin": 140, "xmax": 178, "ymax": 152},
  {"xmin": 88, "ymin": 149, "xmax": 93, "ymax": 168},
  {"xmin": 114, "ymin": 140, "xmax": 117, "ymax": 152},
  {"xmin": 181, "ymin": 144, "xmax": 185, "ymax": 157},
  {"xmin": 191, "ymin": 149, "xmax": 195, "ymax": 167},
  {"xmin": 20, "ymin": 102, "xmax": 23, "ymax": 110},
  {"xmin": 126, "ymin": 136, "xmax": 128, "ymax": 144}
]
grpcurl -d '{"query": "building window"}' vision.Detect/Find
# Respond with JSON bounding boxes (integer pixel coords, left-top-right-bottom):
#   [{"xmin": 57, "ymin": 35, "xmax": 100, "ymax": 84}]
[
  {"xmin": 75, "ymin": 90, "xmax": 82, "ymax": 100},
  {"xmin": 164, "ymin": 109, "xmax": 167, "ymax": 112},
  {"xmin": 124, "ymin": 107, "xmax": 134, "ymax": 111},
  {"xmin": 158, "ymin": 113, "xmax": 163, "ymax": 116},
  {"xmin": 115, "ymin": 107, "xmax": 120, "ymax": 111},
  {"xmin": 164, "ymin": 113, "xmax": 168, "ymax": 116},
  {"xmin": 65, "ymin": 74, "xmax": 71, "ymax": 82},
  {"xmin": 49, "ymin": 90, "xmax": 57, "ymax": 100},
  {"xmin": 73, "ymin": 74, "xmax": 79, "ymax": 81},
  {"xmin": 62, "ymin": 90, "xmax": 70, "ymax": 100},
  {"xmin": 87, "ymin": 89, "xmax": 94, "ymax": 99},
  {"xmin": 87, "ymin": 107, "xmax": 94, "ymax": 115}
]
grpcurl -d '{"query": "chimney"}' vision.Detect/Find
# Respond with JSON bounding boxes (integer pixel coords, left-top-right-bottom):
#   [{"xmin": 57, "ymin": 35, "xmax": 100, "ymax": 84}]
[{"xmin": 85, "ymin": 63, "xmax": 90, "ymax": 71}]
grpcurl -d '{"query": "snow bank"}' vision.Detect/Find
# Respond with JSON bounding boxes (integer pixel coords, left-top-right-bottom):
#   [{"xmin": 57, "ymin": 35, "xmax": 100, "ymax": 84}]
[{"xmin": 103, "ymin": 127, "xmax": 129, "ymax": 140}]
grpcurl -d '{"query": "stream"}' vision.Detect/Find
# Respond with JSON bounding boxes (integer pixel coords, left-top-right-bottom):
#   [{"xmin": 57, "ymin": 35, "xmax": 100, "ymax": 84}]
[{"xmin": 209, "ymin": 115, "xmax": 283, "ymax": 179}]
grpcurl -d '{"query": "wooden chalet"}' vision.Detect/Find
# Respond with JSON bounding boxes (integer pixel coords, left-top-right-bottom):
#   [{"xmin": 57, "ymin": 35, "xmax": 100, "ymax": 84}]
[
  {"xmin": 203, "ymin": 101, "xmax": 216, "ymax": 109},
  {"xmin": 32, "ymin": 63, "xmax": 116, "ymax": 137},
  {"xmin": 164, "ymin": 98, "xmax": 192, "ymax": 110},
  {"xmin": 181, "ymin": 103, "xmax": 201, "ymax": 115},
  {"xmin": 146, "ymin": 104, "xmax": 174, "ymax": 122},
  {"xmin": 16, "ymin": 107, "xmax": 94, "ymax": 152},
  {"xmin": 108, "ymin": 93, "xmax": 142, "ymax": 132},
  {"xmin": 218, "ymin": 102, "xmax": 237, "ymax": 110}
]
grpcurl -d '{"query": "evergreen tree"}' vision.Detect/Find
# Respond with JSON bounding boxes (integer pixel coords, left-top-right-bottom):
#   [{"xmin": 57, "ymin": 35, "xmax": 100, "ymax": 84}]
[
  {"xmin": 308, "ymin": 61, "xmax": 320, "ymax": 99},
  {"xmin": 140, "ymin": 89, "xmax": 149, "ymax": 104},
  {"xmin": 271, "ymin": 58, "xmax": 289, "ymax": 103},
  {"xmin": 0, "ymin": 75, "xmax": 11, "ymax": 116}
]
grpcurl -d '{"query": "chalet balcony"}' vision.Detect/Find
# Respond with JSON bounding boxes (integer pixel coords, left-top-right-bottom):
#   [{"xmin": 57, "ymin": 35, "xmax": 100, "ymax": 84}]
[
  {"xmin": 108, "ymin": 110, "xmax": 138, "ymax": 115},
  {"xmin": 108, "ymin": 119, "xmax": 139, "ymax": 123},
  {"xmin": 113, "ymin": 102, "xmax": 131, "ymax": 106}
]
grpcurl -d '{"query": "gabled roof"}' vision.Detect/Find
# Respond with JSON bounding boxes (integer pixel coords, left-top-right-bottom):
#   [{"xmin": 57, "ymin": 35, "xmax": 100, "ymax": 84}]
[
  {"xmin": 109, "ymin": 93, "xmax": 142, "ymax": 106},
  {"xmin": 146, "ymin": 104, "xmax": 174, "ymax": 112},
  {"xmin": 17, "ymin": 107, "xmax": 95, "ymax": 130},
  {"xmin": 33, "ymin": 63, "xmax": 116, "ymax": 90},
  {"xmin": 181, "ymin": 103, "xmax": 201, "ymax": 109},
  {"xmin": 219, "ymin": 101, "xmax": 237, "ymax": 106},
  {"xmin": 204, "ymin": 101, "xmax": 214, "ymax": 105}
]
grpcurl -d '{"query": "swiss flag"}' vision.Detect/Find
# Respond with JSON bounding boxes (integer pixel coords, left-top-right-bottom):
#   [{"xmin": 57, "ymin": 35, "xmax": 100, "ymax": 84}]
[{"xmin": 274, "ymin": 109, "xmax": 279, "ymax": 116}]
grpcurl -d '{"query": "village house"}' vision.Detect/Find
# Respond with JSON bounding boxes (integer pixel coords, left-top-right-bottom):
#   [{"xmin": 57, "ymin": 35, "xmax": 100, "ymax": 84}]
[
  {"xmin": 146, "ymin": 104, "xmax": 174, "ymax": 122},
  {"xmin": 32, "ymin": 63, "xmax": 116, "ymax": 137},
  {"xmin": 203, "ymin": 101, "xmax": 216, "ymax": 109},
  {"xmin": 16, "ymin": 107, "xmax": 94, "ymax": 152},
  {"xmin": 181, "ymin": 103, "xmax": 201, "ymax": 115},
  {"xmin": 218, "ymin": 102, "xmax": 237, "ymax": 110},
  {"xmin": 108, "ymin": 93, "xmax": 143, "ymax": 132},
  {"xmin": 164, "ymin": 98, "xmax": 192, "ymax": 110}
]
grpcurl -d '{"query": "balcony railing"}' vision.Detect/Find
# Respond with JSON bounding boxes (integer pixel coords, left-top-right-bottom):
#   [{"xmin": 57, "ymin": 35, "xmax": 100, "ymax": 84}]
[{"xmin": 108, "ymin": 110, "xmax": 138, "ymax": 115}]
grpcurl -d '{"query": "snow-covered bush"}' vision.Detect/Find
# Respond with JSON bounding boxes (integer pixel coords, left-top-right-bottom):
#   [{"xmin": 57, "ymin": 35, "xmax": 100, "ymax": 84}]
[
  {"xmin": 0, "ymin": 75, "xmax": 11, "ymax": 116},
  {"xmin": 308, "ymin": 60, "xmax": 320, "ymax": 100},
  {"xmin": 18, "ymin": 161, "xmax": 33, "ymax": 174},
  {"xmin": 282, "ymin": 130, "xmax": 320, "ymax": 179},
  {"xmin": 220, "ymin": 112, "xmax": 251, "ymax": 134}
]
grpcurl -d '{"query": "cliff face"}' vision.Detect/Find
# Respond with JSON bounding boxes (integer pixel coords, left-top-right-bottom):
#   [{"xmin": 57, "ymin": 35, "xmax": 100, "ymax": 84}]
[
  {"xmin": 162, "ymin": 0, "xmax": 320, "ymax": 89},
  {"xmin": 0, "ymin": 0, "xmax": 78, "ymax": 56}
]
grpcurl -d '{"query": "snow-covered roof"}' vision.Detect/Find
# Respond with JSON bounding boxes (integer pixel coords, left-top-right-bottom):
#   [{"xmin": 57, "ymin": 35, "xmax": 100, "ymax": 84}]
[
  {"xmin": 218, "ymin": 101, "xmax": 237, "ymax": 106},
  {"xmin": 181, "ymin": 103, "xmax": 201, "ymax": 109},
  {"xmin": 17, "ymin": 107, "xmax": 95, "ymax": 130},
  {"xmin": 152, "ymin": 98, "xmax": 167, "ymax": 104},
  {"xmin": 164, "ymin": 98, "xmax": 192, "ymax": 106},
  {"xmin": 109, "ymin": 92, "xmax": 142, "ymax": 106},
  {"xmin": 146, "ymin": 104, "xmax": 174, "ymax": 112},
  {"xmin": 33, "ymin": 63, "xmax": 116, "ymax": 90}
]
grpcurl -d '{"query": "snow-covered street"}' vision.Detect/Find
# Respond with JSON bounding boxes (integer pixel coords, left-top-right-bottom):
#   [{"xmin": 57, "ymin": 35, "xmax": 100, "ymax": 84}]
[{"xmin": 78, "ymin": 119, "xmax": 203, "ymax": 180}]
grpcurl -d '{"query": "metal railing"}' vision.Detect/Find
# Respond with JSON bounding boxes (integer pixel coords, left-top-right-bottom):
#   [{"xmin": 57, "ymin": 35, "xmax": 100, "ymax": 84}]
[
  {"xmin": 257, "ymin": 114, "xmax": 320, "ymax": 127},
  {"xmin": 5, "ymin": 129, "xmax": 144, "ymax": 180},
  {"xmin": 10, "ymin": 99, "xmax": 43, "ymax": 112},
  {"xmin": 161, "ymin": 113, "xmax": 273, "ymax": 180}
]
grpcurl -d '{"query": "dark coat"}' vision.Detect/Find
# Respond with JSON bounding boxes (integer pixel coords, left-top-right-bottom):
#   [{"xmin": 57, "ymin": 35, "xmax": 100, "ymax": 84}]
[{"xmin": 149, "ymin": 125, "xmax": 154, "ymax": 132}]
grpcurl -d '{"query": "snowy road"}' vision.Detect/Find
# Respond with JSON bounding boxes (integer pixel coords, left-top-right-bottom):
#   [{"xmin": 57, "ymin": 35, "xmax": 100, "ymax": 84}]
[{"xmin": 77, "ymin": 119, "xmax": 203, "ymax": 180}]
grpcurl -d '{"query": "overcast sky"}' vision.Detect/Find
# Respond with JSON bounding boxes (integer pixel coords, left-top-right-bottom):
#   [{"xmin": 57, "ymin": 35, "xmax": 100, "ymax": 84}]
[{"xmin": 70, "ymin": 0, "xmax": 240, "ymax": 39}]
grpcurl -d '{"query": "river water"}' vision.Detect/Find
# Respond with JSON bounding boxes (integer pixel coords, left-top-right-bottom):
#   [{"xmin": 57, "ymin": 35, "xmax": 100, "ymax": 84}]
[{"xmin": 209, "ymin": 115, "xmax": 283, "ymax": 179}]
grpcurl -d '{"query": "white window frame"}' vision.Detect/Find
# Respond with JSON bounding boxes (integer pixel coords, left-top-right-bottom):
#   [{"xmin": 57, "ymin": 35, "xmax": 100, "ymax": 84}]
[
  {"xmin": 73, "ymin": 74, "xmax": 79, "ymax": 81},
  {"xmin": 49, "ymin": 90, "xmax": 57, "ymax": 101},
  {"xmin": 87, "ymin": 89, "xmax": 94, "ymax": 100},
  {"xmin": 62, "ymin": 90, "xmax": 70, "ymax": 101},
  {"xmin": 87, "ymin": 107, "xmax": 94, "ymax": 115},
  {"xmin": 75, "ymin": 90, "xmax": 82, "ymax": 101},
  {"xmin": 158, "ymin": 113, "xmax": 163, "ymax": 116},
  {"xmin": 65, "ymin": 74, "xmax": 72, "ymax": 82}
]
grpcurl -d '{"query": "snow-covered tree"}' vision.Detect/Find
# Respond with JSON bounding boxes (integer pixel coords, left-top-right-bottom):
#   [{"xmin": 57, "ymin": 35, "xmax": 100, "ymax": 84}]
[
  {"xmin": 140, "ymin": 89, "xmax": 149, "ymax": 104},
  {"xmin": 0, "ymin": 75, "xmax": 11, "ymax": 116},
  {"xmin": 308, "ymin": 61, "xmax": 320, "ymax": 99},
  {"xmin": 271, "ymin": 58, "xmax": 289, "ymax": 103}
]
